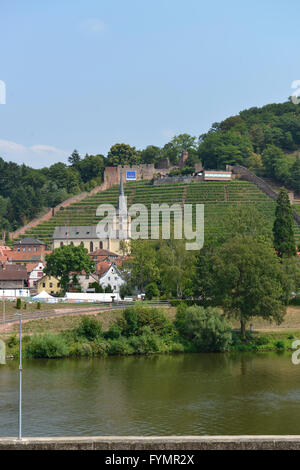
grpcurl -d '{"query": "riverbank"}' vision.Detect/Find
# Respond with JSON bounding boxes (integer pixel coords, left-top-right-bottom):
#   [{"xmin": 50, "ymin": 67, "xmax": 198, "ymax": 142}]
[{"xmin": 1, "ymin": 304, "xmax": 300, "ymax": 358}]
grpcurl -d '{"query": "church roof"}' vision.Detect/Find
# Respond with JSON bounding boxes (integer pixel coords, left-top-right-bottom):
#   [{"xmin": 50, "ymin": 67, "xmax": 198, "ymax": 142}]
[
  {"xmin": 13, "ymin": 237, "xmax": 45, "ymax": 246},
  {"xmin": 53, "ymin": 226, "xmax": 100, "ymax": 240}
]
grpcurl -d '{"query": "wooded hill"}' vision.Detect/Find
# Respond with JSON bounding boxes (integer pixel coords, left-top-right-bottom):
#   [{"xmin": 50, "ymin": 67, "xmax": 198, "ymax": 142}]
[{"xmin": 1, "ymin": 99, "xmax": 300, "ymax": 235}]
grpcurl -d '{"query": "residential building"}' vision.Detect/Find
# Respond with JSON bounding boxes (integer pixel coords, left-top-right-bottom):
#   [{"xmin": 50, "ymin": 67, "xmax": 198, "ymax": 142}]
[
  {"xmin": 27, "ymin": 262, "xmax": 45, "ymax": 292},
  {"xmin": 99, "ymin": 262, "xmax": 125, "ymax": 293},
  {"xmin": 37, "ymin": 275, "xmax": 60, "ymax": 295},
  {"xmin": 69, "ymin": 272, "xmax": 99, "ymax": 293},
  {"xmin": 12, "ymin": 237, "xmax": 47, "ymax": 256},
  {"xmin": 0, "ymin": 265, "xmax": 28, "ymax": 290}
]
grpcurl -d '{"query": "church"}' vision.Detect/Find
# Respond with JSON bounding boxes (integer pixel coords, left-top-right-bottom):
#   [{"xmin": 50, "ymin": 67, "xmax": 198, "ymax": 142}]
[{"xmin": 52, "ymin": 175, "xmax": 131, "ymax": 255}]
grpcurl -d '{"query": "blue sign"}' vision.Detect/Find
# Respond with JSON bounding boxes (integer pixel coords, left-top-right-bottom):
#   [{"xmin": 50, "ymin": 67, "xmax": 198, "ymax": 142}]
[{"xmin": 126, "ymin": 170, "xmax": 136, "ymax": 181}]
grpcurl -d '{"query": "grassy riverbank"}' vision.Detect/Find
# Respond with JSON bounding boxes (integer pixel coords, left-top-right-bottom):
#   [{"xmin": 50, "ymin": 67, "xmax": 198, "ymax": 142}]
[{"xmin": 2, "ymin": 303, "xmax": 300, "ymax": 359}]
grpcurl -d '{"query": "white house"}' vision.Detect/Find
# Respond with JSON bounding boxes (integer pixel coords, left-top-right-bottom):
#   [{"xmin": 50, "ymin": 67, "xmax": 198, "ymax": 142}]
[
  {"xmin": 28, "ymin": 262, "xmax": 45, "ymax": 290},
  {"xmin": 99, "ymin": 262, "xmax": 125, "ymax": 293}
]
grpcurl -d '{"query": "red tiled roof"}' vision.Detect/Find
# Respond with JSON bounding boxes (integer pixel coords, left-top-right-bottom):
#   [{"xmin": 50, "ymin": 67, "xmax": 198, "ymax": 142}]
[
  {"xmin": 7, "ymin": 252, "xmax": 42, "ymax": 262},
  {"xmin": 96, "ymin": 261, "xmax": 111, "ymax": 276},
  {"xmin": 0, "ymin": 265, "xmax": 28, "ymax": 280},
  {"xmin": 90, "ymin": 249, "xmax": 119, "ymax": 258}
]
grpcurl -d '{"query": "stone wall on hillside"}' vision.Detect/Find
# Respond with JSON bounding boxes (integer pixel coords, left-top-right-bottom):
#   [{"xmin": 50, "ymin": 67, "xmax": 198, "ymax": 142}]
[
  {"xmin": 229, "ymin": 165, "xmax": 300, "ymax": 226},
  {"xmin": 154, "ymin": 175, "xmax": 202, "ymax": 185},
  {"xmin": 104, "ymin": 164, "xmax": 156, "ymax": 185},
  {"xmin": 10, "ymin": 181, "xmax": 110, "ymax": 241}
]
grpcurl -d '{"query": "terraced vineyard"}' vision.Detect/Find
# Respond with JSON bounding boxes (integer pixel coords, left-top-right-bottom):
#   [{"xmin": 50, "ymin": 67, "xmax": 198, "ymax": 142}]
[{"xmin": 13, "ymin": 180, "xmax": 300, "ymax": 247}]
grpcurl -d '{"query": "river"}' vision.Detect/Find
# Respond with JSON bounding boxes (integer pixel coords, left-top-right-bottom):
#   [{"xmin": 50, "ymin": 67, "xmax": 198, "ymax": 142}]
[{"xmin": 1, "ymin": 352, "xmax": 300, "ymax": 437}]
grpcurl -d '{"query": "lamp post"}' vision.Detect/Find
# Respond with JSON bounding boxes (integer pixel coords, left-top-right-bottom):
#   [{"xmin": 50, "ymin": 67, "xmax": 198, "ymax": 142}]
[
  {"xmin": 2, "ymin": 293, "xmax": 5, "ymax": 326},
  {"xmin": 15, "ymin": 313, "xmax": 22, "ymax": 440}
]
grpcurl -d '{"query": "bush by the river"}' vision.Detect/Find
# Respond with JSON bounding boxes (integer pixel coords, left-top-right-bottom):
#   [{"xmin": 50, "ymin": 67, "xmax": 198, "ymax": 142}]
[
  {"xmin": 10, "ymin": 304, "xmax": 293, "ymax": 359},
  {"xmin": 25, "ymin": 333, "xmax": 70, "ymax": 358},
  {"xmin": 175, "ymin": 305, "xmax": 232, "ymax": 352}
]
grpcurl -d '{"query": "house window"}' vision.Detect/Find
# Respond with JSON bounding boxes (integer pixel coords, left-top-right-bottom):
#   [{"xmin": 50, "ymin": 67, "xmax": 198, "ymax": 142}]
[
  {"xmin": 114, "ymin": 286, "xmax": 116, "ymax": 290},
  {"xmin": 28, "ymin": 248, "xmax": 31, "ymax": 252},
  {"xmin": 85, "ymin": 275, "xmax": 89, "ymax": 279},
  {"xmin": 34, "ymin": 247, "xmax": 37, "ymax": 252},
  {"xmin": 99, "ymin": 241, "xmax": 103, "ymax": 249},
  {"xmin": 43, "ymin": 283, "xmax": 45, "ymax": 287},
  {"xmin": 60, "ymin": 242, "xmax": 64, "ymax": 247},
  {"xmin": 50, "ymin": 283, "xmax": 53, "ymax": 288},
  {"xmin": 90, "ymin": 241, "xmax": 93, "ymax": 252}
]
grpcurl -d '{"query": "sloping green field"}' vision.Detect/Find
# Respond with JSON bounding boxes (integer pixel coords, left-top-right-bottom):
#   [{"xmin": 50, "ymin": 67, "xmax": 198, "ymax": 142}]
[{"xmin": 13, "ymin": 180, "xmax": 300, "ymax": 247}]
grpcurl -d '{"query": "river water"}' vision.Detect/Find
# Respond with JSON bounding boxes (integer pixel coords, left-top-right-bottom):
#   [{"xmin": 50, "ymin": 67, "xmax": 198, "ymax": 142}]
[{"xmin": 1, "ymin": 352, "xmax": 300, "ymax": 437}]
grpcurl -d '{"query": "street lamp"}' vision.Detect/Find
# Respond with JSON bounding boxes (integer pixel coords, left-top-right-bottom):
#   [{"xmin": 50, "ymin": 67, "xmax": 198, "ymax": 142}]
[
  {"xmin": 15, "ymin": 313, "xmax": 22, "ymax": 440},
  {"xmin": 2, "ymin": 293, "xmax": 5, "ymax": 326}
]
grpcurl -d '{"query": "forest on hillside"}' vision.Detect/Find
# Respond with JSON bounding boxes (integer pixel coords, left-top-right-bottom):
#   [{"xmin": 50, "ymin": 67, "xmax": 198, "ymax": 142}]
[{"xmin": 1, "ymin": 99, "xmax": 300, "ymax": 235}]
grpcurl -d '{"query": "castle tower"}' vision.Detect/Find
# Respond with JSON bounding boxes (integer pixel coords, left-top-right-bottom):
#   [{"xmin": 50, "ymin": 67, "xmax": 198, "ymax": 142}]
[{"xmin": 179, "ymin": 149, "xmax": 188, "ymax": 169}]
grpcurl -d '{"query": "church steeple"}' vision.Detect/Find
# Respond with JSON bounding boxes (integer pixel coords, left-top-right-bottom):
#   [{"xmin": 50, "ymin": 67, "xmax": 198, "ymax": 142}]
[{"xmin": 119, "ymin": 171, "xmax": 124, "ymax": 200}]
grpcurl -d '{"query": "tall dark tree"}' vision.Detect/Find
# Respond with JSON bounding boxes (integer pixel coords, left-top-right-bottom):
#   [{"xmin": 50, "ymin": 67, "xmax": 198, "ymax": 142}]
[
  {"xmin": 273, "ymin": 188, "xmax": 296, "ymax": 257},
  {"xmin": 68, "ymin": 149, "xmax": 81, "ymax": 166}
]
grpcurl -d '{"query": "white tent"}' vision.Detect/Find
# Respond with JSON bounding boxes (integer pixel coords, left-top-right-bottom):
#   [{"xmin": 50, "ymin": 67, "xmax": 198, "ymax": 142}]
[{"xmin": 32, "ymin": 290, "xmax": 57, "ymax": 303}]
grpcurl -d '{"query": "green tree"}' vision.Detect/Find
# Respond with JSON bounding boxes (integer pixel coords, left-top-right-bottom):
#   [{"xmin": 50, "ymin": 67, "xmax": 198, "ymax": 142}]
[
  {"xmin": 44, "ymin": 245, "xmax": 95, "ymax": 293},
  {"xmin": 145, "ymin": 282, "xmax": 160, "ymax": 300},
  {"xmin": 195, "ymin": 236, "xmax": 287, "ymax": 339},
  {"xmin": 290, "ymin": 158, "xmax": 300, "ymax": 193},
  {"xmin": 68, "ymin": 149, "xmax": 81, "ymax": 166},
  {"xmin": 179, "ymin": 306, "xmax": 232, "ymax": 352},
  {"xmin": 107, "ymin": 143, "xmax": 140, "ymax": 166},
  {"xmin": 273, "ymin": 188, "xmax": 296, "ymax": 257},
  {"xmin": 122, "ymin": 240, "xmax": 160, "ymax": 292},
  {"xmin": 157, "ymin": 239, "xmax": 195, "ymax": 298},
  {"xmin": 162, "ymin": 134, "xmax": 197, "ymax": 165},
  {"xmin": 140, "ymin": 145, "xmax": 162, "ymax": 165}
]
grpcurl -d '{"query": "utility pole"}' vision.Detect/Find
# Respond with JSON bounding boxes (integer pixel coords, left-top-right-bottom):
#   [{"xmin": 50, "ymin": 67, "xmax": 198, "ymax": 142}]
[
  {"xmin": 2, "ymin": 294, "xmax": 5, "ymax": 326},
  {"xmin": 15, "ymin": 313, "xmax": 22, "ymax": 440}
]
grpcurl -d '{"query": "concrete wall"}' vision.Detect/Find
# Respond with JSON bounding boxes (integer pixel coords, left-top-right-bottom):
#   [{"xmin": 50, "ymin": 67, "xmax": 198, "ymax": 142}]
[{"xmin": 2, "ymin": 435, "xmax": 300, "ymax": 450}]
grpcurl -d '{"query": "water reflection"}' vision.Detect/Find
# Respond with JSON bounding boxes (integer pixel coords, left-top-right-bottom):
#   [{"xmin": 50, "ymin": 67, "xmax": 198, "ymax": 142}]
[{"xmin": 1, "ymin": 352, "xmax": 300, "ymax": 437}]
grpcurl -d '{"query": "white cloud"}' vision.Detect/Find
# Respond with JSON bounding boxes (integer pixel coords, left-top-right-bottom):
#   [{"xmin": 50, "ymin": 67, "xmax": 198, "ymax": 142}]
[
  {"xmin": 0, "ymin": 139, "xmax": 69, "ymax": 168},
  {"xmin": 81, "ymin": 18, "xmax": 106, "ymax": 34}
]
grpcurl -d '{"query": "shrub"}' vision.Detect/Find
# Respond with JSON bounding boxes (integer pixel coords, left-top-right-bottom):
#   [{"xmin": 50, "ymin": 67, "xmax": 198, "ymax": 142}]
[
  {"xmin": 129, "ymin": 326, "xmax": 164, "ymax": 354},
  {"xmin": 25, "ymin": 333, "xmax": 69, "ymax": 358},
  {"xmin": 122, "ymin": 305, "xmax": 172, "ymax": 336},
  {"xmin": 16, "ymin": 298, "xmax": 21, "ymax": 310},
  {"xmin": 181, "ymin": 306, "xmax": 232, "ymax": 352},
  {"xmin": 108, "ymin": 337, "xmax": 134, "ymax": 355},
  {"xmin": 76, "ymin": 316, "xmax": 102, "ymax": 341},
  {"xmin": 7, "ymin": 335, "xmax": 18, "ymax": 348},
  {"xmin": 145, "ymin": 282, "xmax": 160, "ymax": 300},
  {"xmin": 274, "ymin": 339, "xmax": 286, "ymax": 350},
  {"xmin": 174, "ymin": 302, "xmax": 188, "ymax": 333},
  {"xmin": 105, "ymin": 322, "xmax": 123, "ymax": 339},
  {"xmin": 37, "ymin": 302, "xmax": 41, "ymax": 310}
]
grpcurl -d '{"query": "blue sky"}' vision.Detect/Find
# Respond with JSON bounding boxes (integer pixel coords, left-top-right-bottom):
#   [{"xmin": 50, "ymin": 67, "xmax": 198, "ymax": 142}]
[{"xmin": 0, "ymin": 0, "xmax": 299, "ymax": 168}]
